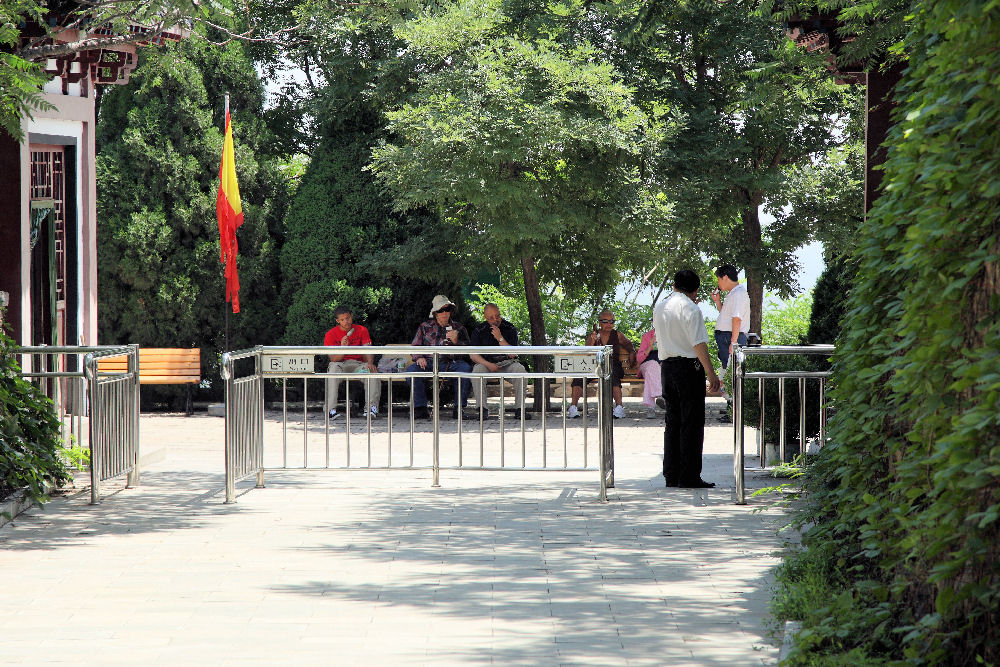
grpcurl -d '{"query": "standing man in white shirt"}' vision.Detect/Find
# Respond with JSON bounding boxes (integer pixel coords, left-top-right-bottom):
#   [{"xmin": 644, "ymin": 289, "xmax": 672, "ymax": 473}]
[
  {"xmin": 653, "ymin": 269, "xmax": 722, "ymax": 489},
  {"xmin": 710, "ymin": 264, "xmax": 751, "ymax": 381}
]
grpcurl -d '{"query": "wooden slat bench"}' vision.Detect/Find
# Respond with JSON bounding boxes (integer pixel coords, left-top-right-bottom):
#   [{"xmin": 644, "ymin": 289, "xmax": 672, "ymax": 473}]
[
  {"xmin": 99, "ymin": 348, "xmax": 201, "ymax": 414},
  {"xmin": 619, "ymin": 348, "xmax": 644, "ymax": 397},
  {"xmin": 623, "ymin": 349, "xmax": 725, "ymax": 397}
]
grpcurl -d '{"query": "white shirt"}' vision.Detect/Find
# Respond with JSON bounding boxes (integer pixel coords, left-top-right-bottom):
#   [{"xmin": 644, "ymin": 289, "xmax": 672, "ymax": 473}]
[
  {"xmin": 717, "ymin": 282, "xmax": 750, "ymax": 333},
  {"xmin": 653, "ymin": 291, "xmax": 709, "ymax": 359}
]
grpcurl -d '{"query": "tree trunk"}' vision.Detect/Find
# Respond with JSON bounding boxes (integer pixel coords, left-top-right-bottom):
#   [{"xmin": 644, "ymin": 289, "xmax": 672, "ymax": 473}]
[
  {"xmin": 740, "ymin": 196, "xmax": 765, "ymax": 337},
  {"xmin": 520, "ymin": 255, "xmax": 549, "ymax": 411}
]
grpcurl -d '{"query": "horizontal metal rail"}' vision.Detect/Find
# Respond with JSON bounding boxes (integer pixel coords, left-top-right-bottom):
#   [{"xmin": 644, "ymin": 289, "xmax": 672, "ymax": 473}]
[
  {"xmin": 16, "ymin": 344, "xmax": 141, "ymax": 504},
  {"xmin": 732, "ymin": 344, "xmax": 834, "ymax": 505},
  {"xmin": 222, "ymin": 345, "xmax": 614, "ymax": 504}
]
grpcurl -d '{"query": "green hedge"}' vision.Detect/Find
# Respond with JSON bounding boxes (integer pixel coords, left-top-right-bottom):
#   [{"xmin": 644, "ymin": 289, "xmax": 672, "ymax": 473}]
[{"xmin": 774, "ymin": 0, "xmax": 1000, "ymax": 663}]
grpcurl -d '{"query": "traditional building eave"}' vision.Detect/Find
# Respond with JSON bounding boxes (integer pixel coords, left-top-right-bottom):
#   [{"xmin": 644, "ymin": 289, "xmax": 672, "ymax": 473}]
[{"xmin": 23, "ymin": 24, "xmax": 188, "ymax": 93}]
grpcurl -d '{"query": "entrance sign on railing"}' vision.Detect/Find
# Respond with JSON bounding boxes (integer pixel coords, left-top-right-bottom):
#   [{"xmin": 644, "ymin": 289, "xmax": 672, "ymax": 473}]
[
  {"xmin": 731, "ymin": 344, "xmax": 834, "ymax": 505},
  {"xmin": 16, "ymin": 345, "xmax": 141, "ymax": 504},
  {"xmin": 221, "ymin": 345, "xmax": 616, "ymax": 504}
]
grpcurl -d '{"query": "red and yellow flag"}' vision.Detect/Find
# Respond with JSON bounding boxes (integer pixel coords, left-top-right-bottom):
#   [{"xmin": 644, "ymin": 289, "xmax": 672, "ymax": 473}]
[{"xmin": 216, "ymin": 107, "xmax": 244, "ymax": 313}]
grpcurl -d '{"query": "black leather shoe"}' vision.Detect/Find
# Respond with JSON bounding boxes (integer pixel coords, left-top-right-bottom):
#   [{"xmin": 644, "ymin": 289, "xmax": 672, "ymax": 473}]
[
  {"xmin": 516, "ymin": 409, "xmax": 533, "ymax": 421},
  {"xmin": 664, "ymin": 478, "xmax": 679, "ymax": 488},
  {"xmin": 682, "ymin": 479, "xmax": 716, "ymax": 488},
  {"xmin": 413, "ymin": 406, "xmax": 430, "ymax": 420}
]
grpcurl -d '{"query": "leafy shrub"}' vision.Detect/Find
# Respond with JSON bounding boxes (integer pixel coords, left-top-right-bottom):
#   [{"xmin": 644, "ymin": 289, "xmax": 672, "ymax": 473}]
[
  {"xmin": 770, "ymin": 1, "xmax": 1000, "ymax": 662},
  {"xmin": 763, "ymin": 292, "xmax": 813, "ymax": 345},
  {"xmin": 0, "ymin": 324, "xmax": 70, "ymax": 503}
]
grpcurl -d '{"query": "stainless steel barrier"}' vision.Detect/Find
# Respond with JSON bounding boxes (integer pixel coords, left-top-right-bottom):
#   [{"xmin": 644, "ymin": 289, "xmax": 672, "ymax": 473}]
[
  {"xmin": 221, "ymin": 345, "xmax": 615, "ymax": 503},
  {"xmin": 16, "ymin": 345, "xmax": 141, "ymax": 504},
  {"xmin": 732, "ymin": 344, "xmax": 834, "ymax": 504},
  {"xmin": 222, "ymin": 347, "xmax": 264, "ymax": 502}
]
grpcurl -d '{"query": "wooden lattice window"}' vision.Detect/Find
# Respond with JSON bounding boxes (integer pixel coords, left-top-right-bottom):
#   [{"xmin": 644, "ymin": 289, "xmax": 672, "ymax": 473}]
[{"xmin": 30, "ymin": 147, "xmax": 67, "ymax": 303}]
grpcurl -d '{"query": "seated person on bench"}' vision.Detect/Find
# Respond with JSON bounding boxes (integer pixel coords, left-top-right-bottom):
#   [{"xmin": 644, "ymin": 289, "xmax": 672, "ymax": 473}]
[
  {"xmin": 404, "ymin": 295, "xmax": 473, "ymax": 420},
  {"xmin": 469, "ymin": 303, "xmax": 530, "ymax": 420},
  {"xmin": 568, "ymin": 310, "xmax": 635, "ymax": 420},
  {"xmin": 324, "ymin": 305, "xmax": 381, "ymax": 420}
]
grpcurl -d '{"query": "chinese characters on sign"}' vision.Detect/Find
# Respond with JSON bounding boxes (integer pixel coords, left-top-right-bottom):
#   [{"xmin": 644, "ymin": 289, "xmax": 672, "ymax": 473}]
[{"xmin": 263, "ymin": 355, "xmax": 315, "ymax": 373}]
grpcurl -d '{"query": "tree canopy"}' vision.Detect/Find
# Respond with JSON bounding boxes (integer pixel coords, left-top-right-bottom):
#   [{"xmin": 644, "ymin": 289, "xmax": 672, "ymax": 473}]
[
  {"xmin": 623, "ymin": 0, "xmax": 858, "ymax": 332},
  {"xmin": 368, "ymin": 0, "xmax": 678, "ymax": 350}
]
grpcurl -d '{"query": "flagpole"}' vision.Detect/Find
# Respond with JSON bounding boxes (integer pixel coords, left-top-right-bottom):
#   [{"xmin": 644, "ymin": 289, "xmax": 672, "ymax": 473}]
[{"xmin": 224, "ymin": 92, "xmax": 230, "ymax": 354}]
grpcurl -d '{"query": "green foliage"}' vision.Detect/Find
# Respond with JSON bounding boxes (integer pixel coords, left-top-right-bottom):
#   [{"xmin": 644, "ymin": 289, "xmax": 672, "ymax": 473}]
[
  {"xmin": 763, "ymin": 293, "xmax": 814, "ymax": 346},
  {"xmin": 368, "ymin": 0, "xmax": 675, "ymax": 346},
  {"xmin": 0, "ymin": 323, "xmax": 70, "ymax": 503},
  {"xmin": 58, "ymin": 437, "xmax": 90, "ymax": 472},
  {"xmin": 771, "ymin": 0, "xmax": 1000, "ymax": 663},
  {"xmin": 624, "ymin": 0, "xmax": 858, "ymax": 332},
  {"xmin": 96, "ymin": 39, "xmax": 290, "ymax": 404},
  {"xmin": 766, "ymin": 142, "xmax": 865, "ymax": 260},
  {"xmin": 279, "ymin": 105, "xmax": 465, "ymax": 347},
  {"xmin": 0, "ymin": 0, "xmax": 52, "ymax": 140}
]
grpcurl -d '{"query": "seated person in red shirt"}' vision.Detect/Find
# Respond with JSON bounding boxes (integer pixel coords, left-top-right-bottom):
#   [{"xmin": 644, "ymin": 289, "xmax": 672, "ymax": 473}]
[{"xmin": 324, "ymin": 306, "xmax": 381, "ymax": 420}]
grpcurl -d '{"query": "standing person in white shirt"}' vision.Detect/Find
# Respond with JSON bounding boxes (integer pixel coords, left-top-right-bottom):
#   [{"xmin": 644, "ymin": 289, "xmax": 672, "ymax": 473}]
[
  {"xmin": 710, "ymin": 264, "xmax": 751, "ymax": 385},
  {"xmin": 653, "ymin": 269, "xmax": 721, "ymax": 488}
]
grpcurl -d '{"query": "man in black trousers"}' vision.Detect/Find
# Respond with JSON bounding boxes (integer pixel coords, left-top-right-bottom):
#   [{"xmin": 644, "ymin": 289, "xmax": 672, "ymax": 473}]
[{"xmin": 652, "ymin": 269, "xmax": 721, "ymax": 488}]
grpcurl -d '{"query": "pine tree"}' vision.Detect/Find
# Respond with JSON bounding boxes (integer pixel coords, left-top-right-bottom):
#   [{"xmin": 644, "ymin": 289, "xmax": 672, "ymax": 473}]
[{"xmin": 96, "ymin": 39, "xmax": 290, "ymax": 404}]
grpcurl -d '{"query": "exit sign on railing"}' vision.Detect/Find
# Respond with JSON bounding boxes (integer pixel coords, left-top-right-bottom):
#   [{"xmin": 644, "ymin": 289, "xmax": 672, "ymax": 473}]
[{"xmin": 263, "ymin": 355, "xmax": 314, "ymax": 373}]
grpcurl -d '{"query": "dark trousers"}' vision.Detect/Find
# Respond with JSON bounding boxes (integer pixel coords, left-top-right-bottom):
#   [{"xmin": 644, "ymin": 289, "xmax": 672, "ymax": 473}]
[
  {"xmin": 660, "ymin": 357, "xmax": 706, "ymax": 484},
  {"xmin": 714, "ymin": 330, "xmax": 747, "ymax": 369},
  {"xmin": 404, "ymin": 360, "xmax": 472, "ymax": 408}
]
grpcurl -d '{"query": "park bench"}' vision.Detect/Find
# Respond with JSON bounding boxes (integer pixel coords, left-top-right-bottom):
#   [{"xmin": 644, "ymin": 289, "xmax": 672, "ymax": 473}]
[
  {"xmin": 618, "ymin": 348, "xmax": 644, "ymax": 397},
  {"xmin": 98, "ymin": 347, "xmax": 201, "ymax": 415},
  {"xmin": 373, "ymin": 346, "xmax": 522, "ymax": 410},
  {"xmin": 619, "ymin": 348, "xmax": 722, "ymax": 397},
  {"xmin": 375, "ymin": 346, "xmax": 478, "ymax": 407}
]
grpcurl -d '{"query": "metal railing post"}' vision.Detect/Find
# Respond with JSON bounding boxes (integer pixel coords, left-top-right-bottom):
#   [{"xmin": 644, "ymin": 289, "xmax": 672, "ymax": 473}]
[
  {"xmin": 126, "ymin": 344, "xmax": 140, "ymax": 488},
  {"xmin": 432, "ymin": 352, "xmax": 440, "ymax": 488},
  {"xmin": 84, "ymin": 353, "xmax": 101, "ymax": 505},
  {"xmin": 757, "ymin": 377, "xmax": 765, "ymax": 468},
  {"xmin": 598, "ymin": 345, "xmax": 613, "ymax": 500},
  {"xmin": 778, "ymin": 378, "xmax": 786, "ymax": 464},
  {"xmin": 222, "ymin": 352, "xmax": 235, "ymax": 503},
  {"xmin": 798, "ymin": 377, "xmax": 807, "ymax": 458},
  {"xmin": 819, "ymin": 378, "xmax": 827, "ymax": 449},
  {"xmin": 255, "ymin": 347, "xmax": 265, "ymax": 489},
  {"xmin": 734, "ymin": 347, "xmax": 745, "ymax": 505}
]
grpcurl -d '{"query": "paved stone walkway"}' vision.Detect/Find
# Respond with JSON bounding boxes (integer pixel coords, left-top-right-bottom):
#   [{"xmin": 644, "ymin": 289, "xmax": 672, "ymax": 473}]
[{"xmin": 1, "ymin": 398, "xmax": 787, "ymax": 665}]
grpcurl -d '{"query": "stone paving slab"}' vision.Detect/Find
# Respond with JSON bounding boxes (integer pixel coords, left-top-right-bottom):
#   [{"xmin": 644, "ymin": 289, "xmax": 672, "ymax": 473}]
[{"xmin": 0, "ymin": 398, "xmax": 788, "ymax": 665}]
